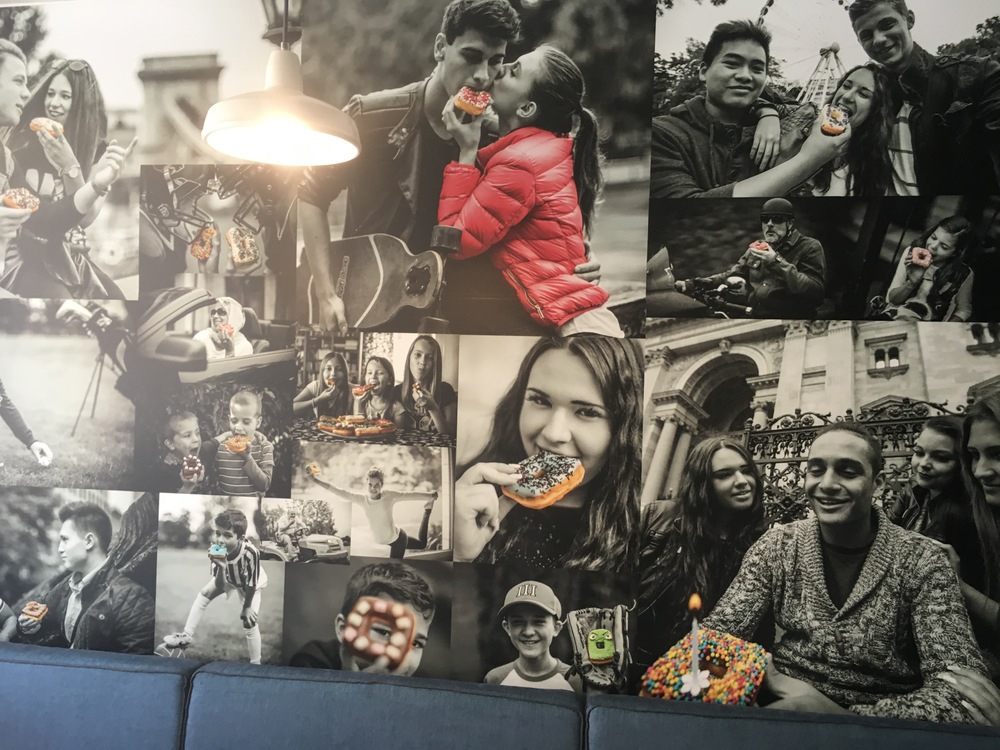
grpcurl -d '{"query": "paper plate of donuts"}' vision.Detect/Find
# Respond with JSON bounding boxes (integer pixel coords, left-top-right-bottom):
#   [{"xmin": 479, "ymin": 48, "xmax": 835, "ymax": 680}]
[{"xmin": 317, "ymin": 415, "xmax": 398, "ymax": 439}]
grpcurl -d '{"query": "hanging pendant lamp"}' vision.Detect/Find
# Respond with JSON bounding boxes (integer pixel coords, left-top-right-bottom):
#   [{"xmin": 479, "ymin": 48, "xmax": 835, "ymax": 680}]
[{"xmin": 201, "ymin": 0, "xmax": 360, "ymax": 166}]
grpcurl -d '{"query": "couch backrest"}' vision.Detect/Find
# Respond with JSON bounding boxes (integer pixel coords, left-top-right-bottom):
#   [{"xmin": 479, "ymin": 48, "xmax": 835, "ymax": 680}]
[
  {"xmin": 0, "ymin": 642, "xmax": 198, "ymax": 750},
  {"xmin": 183, "ymin": 661, "xmax": 584, "ymax": 750},
  {"xmin": 586, "ymin": 695, "xmax": 1000, "ymax": 750}
]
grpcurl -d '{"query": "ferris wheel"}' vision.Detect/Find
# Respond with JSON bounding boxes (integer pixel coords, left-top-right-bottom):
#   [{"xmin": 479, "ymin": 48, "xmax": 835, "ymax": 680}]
[{"xmin": 755, "ymin": 0, "xmax": 855, "ymax": 105}]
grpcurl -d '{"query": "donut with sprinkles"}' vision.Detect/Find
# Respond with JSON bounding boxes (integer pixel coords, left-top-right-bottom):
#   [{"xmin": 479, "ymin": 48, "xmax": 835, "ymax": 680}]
[
  {"xmin": 502, "ymin": 451, "xmax": 585, "ymax": 510},
  {"xmin": 640, "ymin": 628, "xmax": 767, "ymax": 706}
]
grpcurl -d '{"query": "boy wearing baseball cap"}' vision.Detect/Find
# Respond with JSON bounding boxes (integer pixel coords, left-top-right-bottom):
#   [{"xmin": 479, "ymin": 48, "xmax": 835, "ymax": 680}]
[{"xmin": 484, "ymin": 580, "xmax": 574, "ymax": 692}]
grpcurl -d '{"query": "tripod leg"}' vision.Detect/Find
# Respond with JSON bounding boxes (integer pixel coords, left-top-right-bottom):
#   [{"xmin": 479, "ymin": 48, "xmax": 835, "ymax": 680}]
[
  {"xmin": 71, "ymin": 355, "xmax": 102, "ymax": 438},
  {"xmin": 91, "ymin": 355, "xmax": 105, "ymax": 419}
]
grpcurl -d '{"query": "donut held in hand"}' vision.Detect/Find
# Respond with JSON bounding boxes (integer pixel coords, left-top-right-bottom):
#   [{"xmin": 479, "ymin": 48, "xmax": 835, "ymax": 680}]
[
  {"xmin": 2, "ymin": 187, "xmax": 40, "ymax": 212},
  {"xmin": 910, "ymin": 246, "xmax": 932, "ymax": 268},
  {"xmin": 454, "ymin": 86, "xmax": 491, "ymax": 116},
  {"xmin": 502, "ymin": 451, "xmax": 585, "ymax": 510},
  {"xmin": 225, "ymin": 434, "xmax": 251, "ymax": 453},
  {"xmin": 30, "ymin": 117, "xmax": 64, "ymax": 137},
  {"xmin": 181, "ymin": 455, "xmax": 203, "ymax": 481}
]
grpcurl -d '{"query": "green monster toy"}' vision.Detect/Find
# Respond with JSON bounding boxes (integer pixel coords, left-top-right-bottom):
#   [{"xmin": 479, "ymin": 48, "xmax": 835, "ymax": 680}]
[{"xmin": 587, "ymin": 628, "xmax": 615, "ymax": 665}]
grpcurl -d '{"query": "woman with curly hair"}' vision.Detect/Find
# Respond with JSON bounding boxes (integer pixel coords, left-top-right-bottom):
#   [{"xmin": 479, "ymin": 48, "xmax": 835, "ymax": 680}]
[
  {"xmin": 453, "ymin": 335, "xmax": 642, "ymax": 573},
  {"xmin": 633, "ymin": 437, "xmax": 770, "ymax": 676}
]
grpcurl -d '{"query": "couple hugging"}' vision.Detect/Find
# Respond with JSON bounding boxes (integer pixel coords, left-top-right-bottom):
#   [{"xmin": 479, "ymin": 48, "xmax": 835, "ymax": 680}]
[
  {"xmin": 652, "ymin": 0, "xmax": 1000, "ymax": 199},
  {"xmin": 299, "ymin": 0, "xmax": 622, "ymax": 339}
]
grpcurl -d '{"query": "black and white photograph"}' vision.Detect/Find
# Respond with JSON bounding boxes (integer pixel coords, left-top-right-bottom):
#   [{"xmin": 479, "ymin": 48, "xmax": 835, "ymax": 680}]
[
  {"xmin": 637, "ymin": 317, "xmax": 1000, "ymax": 721},
  {"xmin": 133, "ymin": 376, "xmax": 294, "ymax": 499},
  {"xmin": 154, "ymin": 493, "xmax": 285, "ymax": 664},
  {"xmin": 861, "ymin": 195, "xmax": 1000, "ymax": 323},
  {"xmin": 291, "ymin": 331, "xmax": 460, "ymax": 448},
  {"xmin": 455, "ymin": 335, "xmax": 642, "ymax": 572},
  {"xmin": 450, "ymin": 563, "xmax": 635, "ymax": 694},
  {"xmin": 258, "ymin": 495, "xmax": 349, "ymax": 566},
  {"xmin": 295, "ymin": 440, "xmax": 451, "ymax": 561},
  {"xmin": 0, "ymin": 489, "xmax": 156, "ymax": 654},
  {"xmin": 295, "ymin": 0, "xmax": 652, "ymax": 338},
  {"xmin": 138, "ymin": 164, "xmax": 298, "ymax": 308},
  {"xmin": 650, "ymin": 0, "xmax": 1000, "ymax": 200},
  {"xmin": 647, "ymin": 196, "xmax": 869, "ymax": 321},
  {"xmin": 282, "ymin": 556, "xmax": 453, "ymax": 680},
  {"xmin": 0, "ymin": 297, "xmax": 135, "ymax": 489}
]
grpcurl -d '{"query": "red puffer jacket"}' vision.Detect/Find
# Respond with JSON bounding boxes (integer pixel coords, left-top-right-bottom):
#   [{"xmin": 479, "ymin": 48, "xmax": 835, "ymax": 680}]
[{"xmin": 438, "ymin": 127, "xmax": 609, "ymax": 327}]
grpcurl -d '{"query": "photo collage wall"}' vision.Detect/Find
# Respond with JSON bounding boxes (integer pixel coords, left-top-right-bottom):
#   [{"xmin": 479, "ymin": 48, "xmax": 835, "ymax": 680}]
[{"xmin": 1, "ymin": 0, "xmax": 999, "ymax": 728}]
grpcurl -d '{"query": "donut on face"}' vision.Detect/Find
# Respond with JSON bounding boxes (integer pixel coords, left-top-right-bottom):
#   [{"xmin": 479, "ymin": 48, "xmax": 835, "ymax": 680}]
[
  {"xmin": 501, "ymin": 451, "xmax": 585, "ymax": 510},
  {"xmin": 910, "ymin": 246, "xmax": 933, "ymax": 268},
  {"xmin": 454, "ymin": 86, "xmax": 491, "ymax": 116},
  {"xmin": 342, "ymin": 596, "xmax": 416, "ymax": 671},
  {"xmin": 208, "ymin": 543, "xmax": 229, "ymax": 562},
  {"xmin": 225, "ymin": 434, "xmax": 251, "ymax": 453},
  {"xmin": 820, "ymin": 104, "xmax": 849, "ymax": 136}
]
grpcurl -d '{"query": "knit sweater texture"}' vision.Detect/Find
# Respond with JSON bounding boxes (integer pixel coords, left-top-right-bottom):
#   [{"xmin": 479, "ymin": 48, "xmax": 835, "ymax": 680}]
[{"xmin": 704, "ymin": 508, "xmax": 987, "ymax": 724}]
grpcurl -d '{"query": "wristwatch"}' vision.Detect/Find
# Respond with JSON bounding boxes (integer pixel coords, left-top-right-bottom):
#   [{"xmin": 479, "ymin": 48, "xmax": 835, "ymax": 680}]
[{"xmin": 60, "ymin": 164, "xmax": 81, "ymax": 180}]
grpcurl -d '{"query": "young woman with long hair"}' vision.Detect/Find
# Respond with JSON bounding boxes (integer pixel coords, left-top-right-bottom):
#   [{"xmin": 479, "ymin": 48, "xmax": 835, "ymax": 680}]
[
  {"xmin": 293, "ymin": 351, "xmax": 354, "ymax": 418},
  {"xmin": 887, "ymin": 416, "xmax": 983, "ymax": 587},
  {"xmin": 454, "ymin": 335, "xmax": 642, "ymax": 573},
  {"xmin": 391, "ymin": 335, "xmax": 457, "ymax": 436},
  {"xmin": 960, "ymin": 396, "xmax": 1000, "ymax": 677},
  {"xmin": 634, "ymin": 437, "xmax": 769, "ymax": 674},
  {"xmin": 439, "ymin": 45, "xmax": 622, "ymax": 337},
  {"xmin": 883, "ymin": 215, "xmax": 974, "ymax": 322},
  {"xmin": 3, "ymin": 58, "xmax": 131, "ymax": 299}
]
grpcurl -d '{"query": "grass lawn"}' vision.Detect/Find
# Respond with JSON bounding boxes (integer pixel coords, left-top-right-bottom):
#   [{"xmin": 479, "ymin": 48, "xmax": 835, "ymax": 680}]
[
  {"xmin": 0, "ymin": 335, "xmax": 135, "ymax": 489},
  {"xmin": 154, "ymin": 546, "xmax": 284, "ymax": 664}
]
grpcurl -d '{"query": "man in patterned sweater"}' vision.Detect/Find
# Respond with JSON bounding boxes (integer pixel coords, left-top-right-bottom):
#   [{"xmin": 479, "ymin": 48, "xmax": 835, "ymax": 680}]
[{"xmin": 704, "ymin": 421, "xmax": 989, "ymax": 725}]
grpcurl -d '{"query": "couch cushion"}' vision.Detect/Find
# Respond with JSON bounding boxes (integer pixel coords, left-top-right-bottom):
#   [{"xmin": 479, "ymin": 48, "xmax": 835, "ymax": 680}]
[
  {"xmin": 184, "ymin": 661, "xmax": 583, "ymax": 750},
  {"xmin": 0, "ymin": 643, "xmax": 198, "ymax": 750},
  {"xmin": 587, "ymin": 695, "xmax": 1000, "ymax": 749}
]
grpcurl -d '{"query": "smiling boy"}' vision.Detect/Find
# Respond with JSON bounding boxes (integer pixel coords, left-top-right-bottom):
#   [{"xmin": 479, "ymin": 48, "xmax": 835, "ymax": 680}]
[
  {"xmin": 214, "ymin": 391, "xmax": 274, "ymax": 497},
  {"xmin": 848, "ymin": 0, "xmax": 1000, "ymax": 195},
  {"xmin": 484, "ymin": 580, "xmax": 574, "ymax": 692},
  {"xmin": 703, "ymin": 422, "xmax": 988, "ymax": 724},
  {"xmin": 650, "ymin": 20, "xmax": 849, "ymax": 200}
]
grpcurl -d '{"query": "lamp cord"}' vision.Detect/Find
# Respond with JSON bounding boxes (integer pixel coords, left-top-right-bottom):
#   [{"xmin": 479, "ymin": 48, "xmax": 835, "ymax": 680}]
[{"xmin": 281, "ymin": 0, "xmax": 290, "ymax": 50}]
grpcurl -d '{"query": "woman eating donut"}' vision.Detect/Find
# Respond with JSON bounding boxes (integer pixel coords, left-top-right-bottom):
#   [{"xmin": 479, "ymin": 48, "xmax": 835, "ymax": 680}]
[
  {"xmin": 453, "ymin": 335, "xmax": 642, "ymax": 573},
  {"xmin": 391, "ymin": 336, "xmax": 457, "ymax": 436},
  {"xmin": 192, "ymin": 297, "xmax": 253, "ymax": 360},
  {"xmin": 633, "ymin": 438, "xmax": 770, "ymax": 680},
  {"xmin": 4, "ymin": 58, "xmax": 127, "ymax": 299},
  {"xmin": 354, "ymin": 356, "xmax": 412, "ymax": 430},
  {"xmin": 294, "ymin": 351, "xmax": 354, "ymax": 418}
]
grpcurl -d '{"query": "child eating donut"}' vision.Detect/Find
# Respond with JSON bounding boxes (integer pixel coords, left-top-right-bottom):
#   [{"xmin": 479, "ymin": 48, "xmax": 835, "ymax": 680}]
[{"xmin": 454, "ymin": 336, "xmax": 642, "ymax": 573}]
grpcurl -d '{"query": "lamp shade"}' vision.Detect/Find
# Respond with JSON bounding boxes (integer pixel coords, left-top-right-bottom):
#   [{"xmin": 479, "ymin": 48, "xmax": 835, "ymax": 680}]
[{"xmin": 202, "ymin": 49, "xmax": 360, "ymax": 167}]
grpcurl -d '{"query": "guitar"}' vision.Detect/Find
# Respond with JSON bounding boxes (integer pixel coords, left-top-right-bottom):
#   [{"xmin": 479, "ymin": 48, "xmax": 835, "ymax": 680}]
[{"xmin": 329, "ymin": 233, "xmax": 445, "ymax": 330}]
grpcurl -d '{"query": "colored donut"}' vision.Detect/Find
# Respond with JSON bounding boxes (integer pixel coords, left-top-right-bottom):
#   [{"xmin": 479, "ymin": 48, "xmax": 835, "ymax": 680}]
[
  {"xmin": 2, "ymin": 187, "xmax": 40, "ymax": 212},
  {"xmin": 208, "ymin": 543, "xmax": 228, "ymax": 562},
  {"xmin": 454, "ymin": 86, "xmax": 491, "ymax": 116},
  {"xmin": 501, "ymin": 451, "xmax": 585, "ymax": 510},
  {"xmin": 181, "ymin": 455, "xmax": 203, "ymax": 480},
  {"xmin": 820, "ymin": 104, "xmax": 849, "ymax": 136},
  {"xmin": 225, "ymin": 434, "xmax": 250, "ymax": 453},
  {"xmin": 748, "ymin": 241, "xmax": 771, "ymax": 253},
  {"xmin": 910, "ymin": 246, "xmax": 932, "ymax": 268},
  {"xmin": 342, "ymin": 596, "xmax": 416, "ymax": 670},
  {"xmin": 640, "ymin": 628, "xmax": 767, "ymax": 706}
]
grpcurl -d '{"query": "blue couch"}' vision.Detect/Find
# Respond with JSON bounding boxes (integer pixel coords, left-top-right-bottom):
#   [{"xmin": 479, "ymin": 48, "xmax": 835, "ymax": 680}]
[{"xmin": 2, "ymin": 642, "xmax": 998, "ymax": 749}]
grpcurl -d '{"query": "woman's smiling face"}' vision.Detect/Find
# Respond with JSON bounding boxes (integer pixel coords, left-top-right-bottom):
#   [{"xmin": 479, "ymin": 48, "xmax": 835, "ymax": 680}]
[
  {"xmin": 44, "ymin": 72, "xmax": 73, "ymax": 124},
  {"xmin": 518, "ymin": 348, "xmax": 611, "ymax": 488},
  {"xmin": 832, "ymin": 68, "xmax": 876, "ymax": 129}
]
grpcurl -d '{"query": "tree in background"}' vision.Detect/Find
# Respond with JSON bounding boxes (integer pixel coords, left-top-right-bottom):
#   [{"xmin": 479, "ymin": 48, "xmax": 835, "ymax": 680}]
[
  {"xmin": 301, "ymin": 0, "xmax": 652, "ymax": 159},
  {"xmin": 0, "ymin": 7, "xmax": 47, "ymax": 61},
  {"xmin": 653, "ymin": 38, "xmax": 791, "ymax": 115},
  {"xmin": 938, "ymin": 16, "xmax": 1000, "ymax": 58},
  {"xmin": 658, "ymin": 0, "xmax": 729, "ymax": 14}
]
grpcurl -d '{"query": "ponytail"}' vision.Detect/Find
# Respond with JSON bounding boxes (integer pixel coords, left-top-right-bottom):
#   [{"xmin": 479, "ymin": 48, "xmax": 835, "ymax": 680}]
[
  {"xmin": 529, "ymin": 45, "xmax": 605, "ymax": 237},
  {"xmin": 573, "ymin": 107, "xmax": 604, "ymax": 238}
]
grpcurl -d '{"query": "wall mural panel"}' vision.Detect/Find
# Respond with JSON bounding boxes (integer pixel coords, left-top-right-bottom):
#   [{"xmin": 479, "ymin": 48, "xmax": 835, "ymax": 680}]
[{"xmin": 0, "ymin": 0, "xmax": 999, "ymax": 732}]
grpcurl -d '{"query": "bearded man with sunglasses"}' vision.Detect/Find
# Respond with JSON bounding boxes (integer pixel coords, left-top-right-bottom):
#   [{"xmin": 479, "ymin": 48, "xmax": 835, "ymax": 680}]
[{"xmin": 679, "ymin": 197, "xmax": 826, "ymax": 319}]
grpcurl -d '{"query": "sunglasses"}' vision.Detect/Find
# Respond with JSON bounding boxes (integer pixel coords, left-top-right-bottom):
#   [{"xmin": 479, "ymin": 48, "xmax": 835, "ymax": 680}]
[
  {"xmin": 760, "ymin": 214, "xmax": 791, "ymax": 224},
  {"xmin": 210, "ymin": 308, "xmax": 227, "ymax": 317},
  {"xmin": 51, "ymin": 59, "xmax": 89, "ymax": 73}
]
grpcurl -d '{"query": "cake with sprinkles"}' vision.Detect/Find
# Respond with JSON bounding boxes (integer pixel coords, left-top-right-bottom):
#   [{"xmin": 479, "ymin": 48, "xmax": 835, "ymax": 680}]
[{"xmin": 640, "ymin": 627, "xmax": 767, "ymax": 705}]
